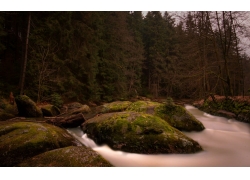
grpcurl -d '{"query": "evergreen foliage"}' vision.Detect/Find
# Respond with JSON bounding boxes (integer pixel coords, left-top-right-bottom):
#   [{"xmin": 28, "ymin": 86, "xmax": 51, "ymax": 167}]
[{"xmin": 0, "ymin": 11, "xmax": 250, "ymax": 103}]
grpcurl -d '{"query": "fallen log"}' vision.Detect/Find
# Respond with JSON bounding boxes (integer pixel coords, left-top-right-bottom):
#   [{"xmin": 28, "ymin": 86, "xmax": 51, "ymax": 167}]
[{"xmin": 45, "ymin": 113, "xmax": 86, "ymax": 128}]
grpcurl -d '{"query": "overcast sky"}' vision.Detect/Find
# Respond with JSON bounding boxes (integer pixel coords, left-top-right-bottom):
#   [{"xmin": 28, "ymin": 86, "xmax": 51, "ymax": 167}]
[{"xmin": 1, "ymin": 0, "xmax": 250, "ymax": 11}]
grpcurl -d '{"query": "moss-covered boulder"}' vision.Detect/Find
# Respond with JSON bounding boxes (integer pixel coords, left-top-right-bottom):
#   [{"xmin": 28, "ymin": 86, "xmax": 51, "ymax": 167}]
[
  {"xmin": 127, "ymin": 100, "xmax": 205, "ymax": 132},
  {"xmin": 18, "ymin": 146, "xmax": 112, "ymax": 167},
  {"xmin": 0, "ymin": 121, "xmax": 81, "ymax": 166},
  {"xmin": 81, "ymin": 111, "xmax": 202, "ymax": 154},
  {"xmin": 101, "ymin": 101, "xmax": 132, "ymax": 113},
  {"xmin": 15, "ymin": 95, "xmax": 43, "ymax": 117},
  {"xmin": 40, "ymin": 104, "xmax": 61, "ymax": 117},
  {"xmin": 155, "ymin": 103, "xmax": 205, "ymax": 131}
]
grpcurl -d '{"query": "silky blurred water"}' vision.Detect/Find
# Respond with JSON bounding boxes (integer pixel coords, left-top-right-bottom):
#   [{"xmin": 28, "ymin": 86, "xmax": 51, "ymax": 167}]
[{"xmin": 67, "ymin": 105, "xmax": 250, "ymax": 167}]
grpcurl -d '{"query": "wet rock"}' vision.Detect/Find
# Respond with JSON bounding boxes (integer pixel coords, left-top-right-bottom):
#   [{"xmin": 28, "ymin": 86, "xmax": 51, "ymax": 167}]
[
  {"xmin": 0, "ymin": 121, "xmax": 81, "ymax": 166},
  {"xmin": 81, "ymin": 111, "xmax": 203, "ymax": 154},
  {"xmin": 18, "ymin": 146, "xmax": 113, "ymax": 167},
  {"xmin": 15, "ymin": 95, "xmax": 43, "ymax": 117}
]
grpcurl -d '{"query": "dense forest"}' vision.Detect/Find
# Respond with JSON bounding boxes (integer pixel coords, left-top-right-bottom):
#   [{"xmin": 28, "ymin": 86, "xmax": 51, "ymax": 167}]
[{"xmin": 0, "ymin": 11, "xmax": 250, "ymax": 105}]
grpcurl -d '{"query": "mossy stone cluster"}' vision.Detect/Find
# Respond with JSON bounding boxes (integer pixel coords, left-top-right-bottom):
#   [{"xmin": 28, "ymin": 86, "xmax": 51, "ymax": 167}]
[{"xmin": 81, "ymin": 111, "xmax": 203, "ymax": 154}]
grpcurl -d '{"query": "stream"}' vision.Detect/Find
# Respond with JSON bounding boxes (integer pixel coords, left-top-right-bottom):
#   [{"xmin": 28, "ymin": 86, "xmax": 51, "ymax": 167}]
[{"xmin": 67, "ymin": 105, "xmax": 250, "ymax": 167}]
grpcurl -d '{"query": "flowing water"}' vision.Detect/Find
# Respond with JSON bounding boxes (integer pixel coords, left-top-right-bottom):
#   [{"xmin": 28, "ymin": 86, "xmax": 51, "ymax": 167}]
[{"xmin": 67, "ymin": 105, "xmax": 250, "ymax": 167}]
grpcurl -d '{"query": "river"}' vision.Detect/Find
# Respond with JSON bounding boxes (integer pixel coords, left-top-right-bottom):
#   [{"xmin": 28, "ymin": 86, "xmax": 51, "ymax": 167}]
[{"xmin": 67, "ymin": 105, "xmax": 250, "ymax": 167}]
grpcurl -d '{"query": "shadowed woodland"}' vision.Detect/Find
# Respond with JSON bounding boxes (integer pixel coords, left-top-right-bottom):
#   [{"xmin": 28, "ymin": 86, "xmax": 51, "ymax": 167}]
[{"xmin": 0, "ymin": 11, "xmax": 250, "ymax": 104}]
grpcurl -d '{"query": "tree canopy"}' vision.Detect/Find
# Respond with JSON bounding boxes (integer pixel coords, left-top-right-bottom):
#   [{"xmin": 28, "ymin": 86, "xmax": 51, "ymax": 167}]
[{"xmin": 0, "ymin": 11, "xmax": 250, "ymax": 103}]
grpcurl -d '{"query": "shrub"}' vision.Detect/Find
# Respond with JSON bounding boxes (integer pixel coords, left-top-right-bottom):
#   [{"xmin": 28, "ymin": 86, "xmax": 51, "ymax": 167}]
[{"xmin": 50, "ymin": 93, "xmax": 63, "ymax": 108}]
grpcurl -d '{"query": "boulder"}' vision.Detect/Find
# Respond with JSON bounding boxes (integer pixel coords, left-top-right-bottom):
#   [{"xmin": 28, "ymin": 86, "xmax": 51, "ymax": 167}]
[
  {"xmin": 0, "ymin": 121, "xmax": 81, "ymax": 166},
  {"xmin": 81, "ymin": 111, "xmax": 203, "ymax": 154},
  {"xmin": 18, "ymin": 146, "xmax": 112, "ymax": 167},
  {"xmin": 155, "ymin": 103, "xmax": 205, "ymax": 132},
  {"xmin": 15, "ymin": 95, "xmax": 43, "ymax": 117},
  {"xmin": 40, "ymin": 104, "xmax": 61, "ymax": 117},
  {"xmin": 127, "ymin": 100, "xmax": 205, "ymax": 132}
]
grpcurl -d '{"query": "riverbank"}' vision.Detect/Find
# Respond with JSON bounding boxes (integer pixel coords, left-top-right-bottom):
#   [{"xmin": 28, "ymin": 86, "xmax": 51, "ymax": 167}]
[{"xmin": 193, "ymin": 95, "xmax": 250, "ymax": 123}]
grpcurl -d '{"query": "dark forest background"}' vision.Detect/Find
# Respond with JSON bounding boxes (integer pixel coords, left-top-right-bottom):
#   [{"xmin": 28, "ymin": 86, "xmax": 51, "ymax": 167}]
[{"xmin": 0, "ymin": 11, "xmax": 250, "ymax": 104}]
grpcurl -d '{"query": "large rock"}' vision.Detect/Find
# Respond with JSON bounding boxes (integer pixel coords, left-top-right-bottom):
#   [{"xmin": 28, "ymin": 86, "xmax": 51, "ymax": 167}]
[
  {"xmin": 40, "ymin": 104, "xmax": 61, "ymax": 117},
  {"xmin": 18, "ymin": 146, "xmax": 112, "ymax": 167},
  {"xmin": 81, "ymin": 111, "xmax": 203, "ymax": 154},
  {"xmin": 15, "ymin": 95, "xmax": 43, "ymax": 117},
  {"xmin": 127, "ymin": 100, "xmax": 205, "ymax": 132},
  {"xmin": 155, "ymin": 103, "xmax": 205, "ymax": 131},
  {"xmin": 0, "ymin": 121, "xmax": 81, "ymax": 166}
]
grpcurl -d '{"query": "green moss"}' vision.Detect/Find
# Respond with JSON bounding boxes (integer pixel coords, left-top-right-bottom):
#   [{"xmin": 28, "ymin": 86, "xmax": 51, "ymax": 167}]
[
  {"xmin": 0, "ymin": 121, "xmax": 80, "ymax": 166},
  {"xmin": 18, "ymin": 146, "xmax": 113, "ymax": 167},
  {"xmin": 125, "ymin": 100, "xmax": 204, "ymax": 132},
  {"xmin": 126, "ymin": 101, "xmax": 162, "ymax": 113},
  {"xmin": 155, "ymin": 104, "xmax": 205, "ymax": 131},
  {"xmin": 81, "ymin": 111, "xmax": 203, "ymax": 154},
  {"xmin": 101, "ymin": 101, "xmax": 132, "ymax": 113}
]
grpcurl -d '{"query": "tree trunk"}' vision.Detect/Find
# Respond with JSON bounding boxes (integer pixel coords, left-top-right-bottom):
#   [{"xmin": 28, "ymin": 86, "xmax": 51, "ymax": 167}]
[{"xmin": 20, "ymin": 12, "xmax": 31, "ymax": 95}]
